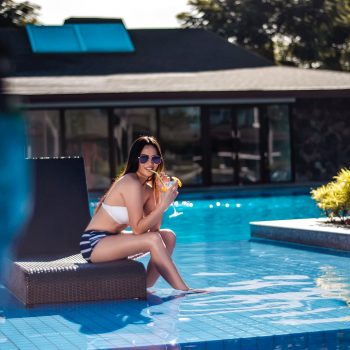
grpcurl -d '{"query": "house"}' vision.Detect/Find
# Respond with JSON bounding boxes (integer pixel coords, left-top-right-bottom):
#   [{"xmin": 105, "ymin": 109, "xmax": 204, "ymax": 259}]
[{"xmin": 1, "ymin": 18, "xmax": 350, "ymax": 190}]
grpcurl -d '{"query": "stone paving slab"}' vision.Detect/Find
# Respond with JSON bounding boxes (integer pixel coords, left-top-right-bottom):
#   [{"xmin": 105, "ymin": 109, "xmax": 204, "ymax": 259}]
[{"xmin": 250, "ymin": 218, "xmax": 350, "ymax": 251}]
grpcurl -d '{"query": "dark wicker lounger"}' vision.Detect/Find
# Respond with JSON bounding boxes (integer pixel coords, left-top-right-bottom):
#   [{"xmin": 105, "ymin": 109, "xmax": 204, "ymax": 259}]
[{"xmin": 3, "ymin": 157, "xmax": 147, "ymax": 306}]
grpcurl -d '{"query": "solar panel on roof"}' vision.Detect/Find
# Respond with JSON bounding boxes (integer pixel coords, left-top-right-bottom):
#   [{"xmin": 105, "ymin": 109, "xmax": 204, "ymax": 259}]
[
  {"xmin": 71, "ymin": 23, "xmax": 134, "ymax": 52},
  {"xmin": 26, "ymin": 25, "xmax": 82, "ymax": 53},
  {"xmin": 26, "ymin": 23, "xmax": 134, "ymax": 53}
]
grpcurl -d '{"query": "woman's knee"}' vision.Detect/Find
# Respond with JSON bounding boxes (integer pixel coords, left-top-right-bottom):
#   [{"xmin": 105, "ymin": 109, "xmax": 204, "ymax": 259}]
[
  {"xmin": 159, "ymin": 229, "xmax": 176, "ymax": 246},
  {"xmin": 145, "ymin": 231, "xmax": 164, "ymax": 250}
]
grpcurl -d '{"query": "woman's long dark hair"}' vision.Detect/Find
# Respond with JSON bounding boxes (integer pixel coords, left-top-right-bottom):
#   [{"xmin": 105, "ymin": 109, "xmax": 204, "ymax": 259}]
[
  {"xmin": 94, "ymin": 136, "xmax": 164, "ymax": 214},
  {"xmin": 120, "ymin": 135, "xmax": 164, "ymax": 177}
]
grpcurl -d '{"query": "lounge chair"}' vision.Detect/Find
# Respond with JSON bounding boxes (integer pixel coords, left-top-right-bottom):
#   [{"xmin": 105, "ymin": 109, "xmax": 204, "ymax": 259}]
[{"xmin": 3, "ymin": 157, "xmax": 147, "ymax": 306}]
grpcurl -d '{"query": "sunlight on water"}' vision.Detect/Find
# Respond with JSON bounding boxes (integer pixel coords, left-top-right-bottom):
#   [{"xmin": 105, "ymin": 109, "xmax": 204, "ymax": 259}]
[
  {"xmin": 316, "ymin": 266, "xmax": 350, "ymax": 306},
  {"xmin": 175, "ymin": 273, "xmax": 350, "ymax": 324},
  {"xmin": 163, "ymin": 194, "xmax": 321, "ymax": 243},
  {"xmin": 193, "ymin": 272, "xmax": 237, "ymax": 276},
  {"xmin": 148, "ymin": 237, "xmax": 350, "ymax": 333}
]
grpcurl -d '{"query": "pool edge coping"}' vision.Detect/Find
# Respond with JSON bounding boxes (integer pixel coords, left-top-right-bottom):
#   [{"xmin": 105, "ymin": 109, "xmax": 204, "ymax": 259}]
[{"xmin": 250, "ymin": 218, "xmax": 350, "ymax": 252}]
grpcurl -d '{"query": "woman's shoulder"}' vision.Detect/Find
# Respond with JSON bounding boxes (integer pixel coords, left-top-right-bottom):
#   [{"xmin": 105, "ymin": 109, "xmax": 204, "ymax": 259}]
[
  {"xmin": 117, "ymin": 173, "xmax": 141, "ymax": 187},
  {"xmin": 108, "ymin": 173, "xmax": 141, "ymax": 199}
]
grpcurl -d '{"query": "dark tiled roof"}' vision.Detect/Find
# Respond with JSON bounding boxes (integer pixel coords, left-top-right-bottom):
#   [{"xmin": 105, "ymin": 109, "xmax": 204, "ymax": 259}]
[
  {"xmin": 2, "ymin": 25, "xmax": 349, "ymax": 102},
  {"xmin": 0, "ymin": 27, "xmax": 272, "ymax": 77},
  {"xmin": 6, "ymin": 66, "xmax": 350, "ymax": 101}
]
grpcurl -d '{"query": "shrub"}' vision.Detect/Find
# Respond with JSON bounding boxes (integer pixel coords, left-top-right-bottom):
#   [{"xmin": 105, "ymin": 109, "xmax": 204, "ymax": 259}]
[{"xmin": 311, "ymin": 167, "xmax": 350, "ymax": 224}]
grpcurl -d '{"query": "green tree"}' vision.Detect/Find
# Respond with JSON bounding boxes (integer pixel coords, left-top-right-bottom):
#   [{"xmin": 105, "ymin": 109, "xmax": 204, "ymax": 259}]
[
  {"xmin": 177, "ymin": 0, "xmax": 350, "ymax": 71},
  {"xmin": 0, "ymin": 0, "xmax": 40, "ymax": 27}
]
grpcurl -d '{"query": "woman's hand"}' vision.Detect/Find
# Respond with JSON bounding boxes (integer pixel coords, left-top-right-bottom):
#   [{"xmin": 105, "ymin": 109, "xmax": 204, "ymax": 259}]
[
  {"xmin": 155, "ymin": 172, "xmax": 170, "ymax": 193},
  {"xmin": 158, "ymin": 181, "xmax": 178, "ymax": 211}
]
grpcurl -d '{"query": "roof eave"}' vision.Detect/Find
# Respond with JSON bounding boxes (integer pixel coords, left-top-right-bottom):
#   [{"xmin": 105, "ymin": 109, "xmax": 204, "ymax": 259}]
[{"xmin": 9, "ymin": 89, "xmax": 350, "ymax": 109}]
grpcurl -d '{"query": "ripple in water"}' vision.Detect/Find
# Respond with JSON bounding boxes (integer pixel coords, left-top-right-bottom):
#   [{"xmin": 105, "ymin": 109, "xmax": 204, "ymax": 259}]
[{"xmin": 176, "ymin": 274, "xmax": 350, "ymax": 326}]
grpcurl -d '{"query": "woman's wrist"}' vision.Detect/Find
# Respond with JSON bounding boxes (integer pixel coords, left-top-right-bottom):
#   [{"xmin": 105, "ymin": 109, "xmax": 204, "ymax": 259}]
[{"xmin": 157, "ymin": 201, "xmax": 168, "ymax": 213}]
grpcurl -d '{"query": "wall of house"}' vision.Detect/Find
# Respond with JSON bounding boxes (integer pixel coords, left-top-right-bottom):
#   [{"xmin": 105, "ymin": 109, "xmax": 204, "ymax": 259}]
[{"xmin": 292, "ymin": 98, "xmax": 350, "ymax": 183}]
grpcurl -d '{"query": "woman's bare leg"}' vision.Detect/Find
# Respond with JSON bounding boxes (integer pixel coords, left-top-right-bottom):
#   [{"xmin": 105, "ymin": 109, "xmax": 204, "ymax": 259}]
[
  {"xmin": 146, "ymin": 229, "xmax": 176, "ymax": 288},
  {"xmin": 90, "ymin": 231, "xmax": 189, "ymax": 290}
]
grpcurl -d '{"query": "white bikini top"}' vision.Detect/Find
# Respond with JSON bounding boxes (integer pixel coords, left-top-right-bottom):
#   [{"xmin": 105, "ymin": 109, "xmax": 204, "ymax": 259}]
[{"xmin": 101, "ymin": 203, "xmax": 129, "ymax": 225}]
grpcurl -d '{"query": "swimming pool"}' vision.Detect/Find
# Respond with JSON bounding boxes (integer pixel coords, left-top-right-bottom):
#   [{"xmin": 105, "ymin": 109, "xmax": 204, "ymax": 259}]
[
  {"xmin": 1, "ymin": 192, "xmax": 349, "ymax": 349},
  {"xmin": 90, "ymin": 193, "xmax": 322, "ymax": 243}
]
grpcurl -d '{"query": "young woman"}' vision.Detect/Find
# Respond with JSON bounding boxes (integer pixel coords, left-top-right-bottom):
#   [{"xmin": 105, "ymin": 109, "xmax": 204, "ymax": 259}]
[{"xmin": 80, "ymin": 136, "xmax": 196, "ymax": 292}]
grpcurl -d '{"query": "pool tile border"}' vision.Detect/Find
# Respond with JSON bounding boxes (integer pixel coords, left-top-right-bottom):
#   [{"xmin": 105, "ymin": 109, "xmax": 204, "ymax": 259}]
[{"xmin": 99, "ymin": 329, "xmax": 350, "ymax": 350}]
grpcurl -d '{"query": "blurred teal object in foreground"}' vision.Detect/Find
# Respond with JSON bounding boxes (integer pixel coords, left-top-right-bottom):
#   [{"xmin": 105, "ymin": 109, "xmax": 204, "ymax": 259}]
[{"xmin": 0, "ymin": 112, "xmax": 31, "ymax": 271}]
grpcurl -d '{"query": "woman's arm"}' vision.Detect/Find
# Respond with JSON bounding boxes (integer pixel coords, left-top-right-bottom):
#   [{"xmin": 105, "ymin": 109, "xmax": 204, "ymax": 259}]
[
  {"xmin": 121, "ymin": 176, "xmax": 178, "ymax": 235},
  {"xmin": 144, "ymin": 187, "xmax": 162, "ymax": 231}
]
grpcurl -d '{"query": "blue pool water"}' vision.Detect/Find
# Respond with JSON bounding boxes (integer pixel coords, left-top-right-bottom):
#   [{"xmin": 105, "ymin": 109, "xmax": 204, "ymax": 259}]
[
  {"xmin": 1, "ymin": 192, "xmax": 350, "ymax": 349},
  {"xmin": 162, "ymin": 194, "xmax": 322, "ymax": 243}
]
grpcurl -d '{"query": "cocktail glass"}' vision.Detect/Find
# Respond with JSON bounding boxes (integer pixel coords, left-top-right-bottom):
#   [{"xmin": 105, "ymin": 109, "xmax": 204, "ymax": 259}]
[
  {"xmin": 166, "ymin": 180, "xmax": 183, "ymax": 218},
  {"xmin": 150, "ymin": 170, "xmax": 183, "ymax": 218}
]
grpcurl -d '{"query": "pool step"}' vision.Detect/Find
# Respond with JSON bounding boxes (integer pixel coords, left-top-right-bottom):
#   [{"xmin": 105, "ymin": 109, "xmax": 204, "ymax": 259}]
[{"xmin": 250, "ymin": 218, "xmax": 350, "ymax": 252}]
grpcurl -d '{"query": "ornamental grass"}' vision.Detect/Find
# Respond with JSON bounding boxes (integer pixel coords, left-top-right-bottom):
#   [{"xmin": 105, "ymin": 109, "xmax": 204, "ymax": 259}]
[{"xmin": 311, "ymin": 168, "xmax": 350, "ymax": 225}]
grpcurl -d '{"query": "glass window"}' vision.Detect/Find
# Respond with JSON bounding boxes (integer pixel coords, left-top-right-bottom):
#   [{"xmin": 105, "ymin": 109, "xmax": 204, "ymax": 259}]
[
  {"xmin": 112, "ymin": 108, "xmax": 157, "ymax": 175},
  {"xmin": 65, "ymin": 109, "xmax": 109, "ymax": 190},
  {"xmin": 24, "ymin": 110, "xmax": 60, "ymax": 158},
  {"xmin": 237, "ymin": 107, "xmax": 261, "ymax": 183},
  {"xmin": 267, "ymin": 105, "xmax": 292, "ymax": 182},
  {"xmin": 159, "ymin": 107, "xmax": 202, "ymax": 185},
  {"xmin": 209, "ymin": 108, "xmax": 234, "ymax": 183}
]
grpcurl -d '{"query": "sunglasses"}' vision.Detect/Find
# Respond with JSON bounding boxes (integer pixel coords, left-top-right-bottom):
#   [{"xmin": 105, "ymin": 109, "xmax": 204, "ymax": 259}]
[{"xmin": 138, "ymin": 154, "xmax": 162, "ymax": 165}]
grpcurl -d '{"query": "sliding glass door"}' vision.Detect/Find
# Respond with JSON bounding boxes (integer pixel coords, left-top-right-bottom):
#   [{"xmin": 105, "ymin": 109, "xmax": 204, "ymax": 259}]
[{"xmin": 209, "ymin": 106, "xmax": 262, "ymax": 184}]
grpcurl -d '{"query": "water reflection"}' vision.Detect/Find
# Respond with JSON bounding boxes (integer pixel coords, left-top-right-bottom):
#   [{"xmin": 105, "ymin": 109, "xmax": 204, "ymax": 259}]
[
  {"xmin": 177, "ymin": 274, "xmax": 350, "ymax": 327},
  {"xmin": 316, "ymin": 265, "xmax": 350, "ymax": 307}
]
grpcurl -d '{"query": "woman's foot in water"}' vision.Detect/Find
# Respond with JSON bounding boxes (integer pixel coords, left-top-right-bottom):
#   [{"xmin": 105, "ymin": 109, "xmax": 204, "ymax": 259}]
[{"xmin": 182, "ymin": 288, "xmax": 209, "ymax": 294}]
